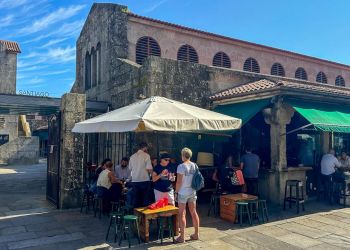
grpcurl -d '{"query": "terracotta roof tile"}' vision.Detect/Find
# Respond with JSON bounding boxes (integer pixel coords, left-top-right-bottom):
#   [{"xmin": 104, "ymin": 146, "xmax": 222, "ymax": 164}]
[
  {"xmin": 0, "ymin": 40, "xmax": 21, "ymax": 53},
  {"xmin": 209, "ymin": 79, "xmax": 350, "ymax": 101}
]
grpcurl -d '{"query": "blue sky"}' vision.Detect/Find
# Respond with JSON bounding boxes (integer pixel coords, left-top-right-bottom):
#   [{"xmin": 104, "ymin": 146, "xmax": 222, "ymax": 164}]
[{"xmin": 1, "ymin": 0, "xmax": 350, "ymax": 97}]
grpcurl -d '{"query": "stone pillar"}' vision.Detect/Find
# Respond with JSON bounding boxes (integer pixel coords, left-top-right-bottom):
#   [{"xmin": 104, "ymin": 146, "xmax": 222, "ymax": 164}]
[
  {"xmin": 260, "ymin": 99, "xmax": 295, "ymax": 204},
  {"xmin": 263, "ymin": 100, "xmax": 294, "ymax": 171},
  {"xmin": 59, "ymin": 93, "xmax": 86, "ymax": 209},
  {"xmin": 321, "ymin": 132, "xmax": 330, "ymax": 154}
]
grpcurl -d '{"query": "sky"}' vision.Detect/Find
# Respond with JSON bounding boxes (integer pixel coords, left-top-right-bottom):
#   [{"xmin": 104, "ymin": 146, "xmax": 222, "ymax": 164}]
[{"xmin": 1, "ymin": 0, "xmax": 350, "ymax": 97}]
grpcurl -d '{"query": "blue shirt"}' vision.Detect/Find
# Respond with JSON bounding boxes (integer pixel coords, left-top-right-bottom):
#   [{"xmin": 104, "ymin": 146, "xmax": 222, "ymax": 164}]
[
  {"xmin": 153, "ymin": 164, "xmax": 175, "ymax": 192},
  {"xmin": 241, "ymin": 153, "xmax": 260, "ymax": 178}
]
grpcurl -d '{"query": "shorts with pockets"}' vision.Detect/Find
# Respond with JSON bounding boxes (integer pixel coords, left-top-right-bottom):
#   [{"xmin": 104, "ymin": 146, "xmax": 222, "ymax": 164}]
[{"xmin": 177, "ymin": 192, "xmax": 197, "ymax": 204}]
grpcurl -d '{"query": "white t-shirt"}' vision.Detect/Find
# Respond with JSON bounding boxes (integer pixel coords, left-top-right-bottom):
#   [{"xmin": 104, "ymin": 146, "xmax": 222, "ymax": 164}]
[
  {"xmin": 97, "ymin": 169, "xmax": 112, "ymax": 189},
  {"xmin": 321, "ymin": 154, "xmax": 341, "ymax": 175},
  {"xmin": 129, "ymin": 150, "xmax": 153, "ymax": 182},
  {"xmin": 177, "ymin": 161, "xmax": 196, "ymax": 196}
]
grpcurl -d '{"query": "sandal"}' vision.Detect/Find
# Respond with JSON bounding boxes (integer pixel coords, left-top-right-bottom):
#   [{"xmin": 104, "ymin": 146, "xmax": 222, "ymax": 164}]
[
  {"xmin": 190, "ymin": 234, "xmax": 199, "ymax": 240},
  {"xmin": 174, "ymin": 236, "xmax": 185, "ymax": 243}
]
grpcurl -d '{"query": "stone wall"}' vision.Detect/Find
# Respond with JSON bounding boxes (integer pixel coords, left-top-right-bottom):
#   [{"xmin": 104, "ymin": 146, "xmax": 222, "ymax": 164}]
[
  {"xmin": 0, "ymin": 49, "xmax": 16, "ymax": 94},
  {"xmin": 73, "ymin": 3, "xmax": 129, "ymax": 100},
  {"xmin": 0, "ymin": 136, "xmax": 39, "ymax": 165}
]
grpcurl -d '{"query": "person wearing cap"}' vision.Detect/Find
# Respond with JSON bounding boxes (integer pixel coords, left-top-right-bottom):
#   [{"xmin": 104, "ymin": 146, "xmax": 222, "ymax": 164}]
[{"xmin": 152, "ymin": 153, "xmax": 176, "ymax": 205}]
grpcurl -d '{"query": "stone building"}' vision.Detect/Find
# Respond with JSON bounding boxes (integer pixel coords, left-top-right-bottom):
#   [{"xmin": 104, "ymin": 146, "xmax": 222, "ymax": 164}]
[
  {"xmin": 0, "ymin": 40, "xmax": 39, "ymax": 165},
  {"xmin": 72, "ymin": 3, "xmax": 350, "ymax": 204}
]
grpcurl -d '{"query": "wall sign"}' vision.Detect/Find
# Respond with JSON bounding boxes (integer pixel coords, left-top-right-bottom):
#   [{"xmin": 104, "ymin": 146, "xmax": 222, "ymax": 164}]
[
  {"xmin": 0, "ymin": 134, "xmax": 9, "ymax": 145},
  {"xmin": 17, "ymin": 90, "xmax": 50, "ymax": 97}
]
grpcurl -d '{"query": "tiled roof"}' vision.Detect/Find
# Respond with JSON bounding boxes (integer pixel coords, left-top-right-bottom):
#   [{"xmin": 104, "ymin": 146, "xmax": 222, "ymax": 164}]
[
  {"xmin": 209, "ymin": 79, "xmax": 350, "ymax": 101},
  {"xmin": 0, "ymin": 40, "xmax": 21, "ymax": 53},
  {"xmin": 128, "ymin": 13, "xmax": 350, "ymax": 70}
]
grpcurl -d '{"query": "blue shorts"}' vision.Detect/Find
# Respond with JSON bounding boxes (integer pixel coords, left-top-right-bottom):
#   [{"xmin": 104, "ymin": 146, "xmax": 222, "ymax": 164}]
[{"xmin": 177, "ymin": 192, "xmax": 197, "ymax": 204}]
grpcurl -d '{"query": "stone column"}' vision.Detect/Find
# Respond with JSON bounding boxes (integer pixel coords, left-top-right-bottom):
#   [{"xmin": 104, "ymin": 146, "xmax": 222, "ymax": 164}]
[
  {"xmin": 263, "ymin": 100, "xmax": 294, "ymax": 171},
  {"xmin": 321, "ymin": 132, "xmax": 330, "ymax": 154},
  {"xmin": 261, "ymin": 99, "xmax": 295, "ymax": 204},
  {"xmin": 59, "ymin": 93, "xmax": 86, "ymax": 209}
]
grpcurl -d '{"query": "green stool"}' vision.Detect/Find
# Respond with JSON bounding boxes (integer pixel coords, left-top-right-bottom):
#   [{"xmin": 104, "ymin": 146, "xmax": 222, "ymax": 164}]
[
  {"xmin": 247, "ymin": 200, "xmax": 260, "ymax": 224},
  {"xmin": 118, "ymin": 215, "xmax": 141, "ymax": 248},
  {"xmin": 236, "ymin": 201, "xmax": 252, "ymax": 227},
  {"xmin": 105, "ymin": 210, "xmax": 123, "ymax": 242},
  {"xmin": 158, "ymin": 216, "xmax": 174, "ymax": 244},
  {"xmin": 258, "ymin": 200, "xmax": 269, "ymax": 222}
]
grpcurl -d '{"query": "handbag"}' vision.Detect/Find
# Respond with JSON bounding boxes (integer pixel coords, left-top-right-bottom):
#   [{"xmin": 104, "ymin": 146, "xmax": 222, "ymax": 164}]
[{"xmin": 230, "ymin": 170, "xmax": 245, "ymax": 186}]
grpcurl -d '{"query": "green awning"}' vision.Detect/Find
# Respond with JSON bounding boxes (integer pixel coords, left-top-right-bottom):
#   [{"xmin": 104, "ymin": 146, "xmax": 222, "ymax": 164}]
[
  {"xmin": 214, "ymin": 99, "xmax": 271, "ymax": 125},
  {"xmin": 289, "ymin": 100, "xmax": 350, "ymax": 133}
]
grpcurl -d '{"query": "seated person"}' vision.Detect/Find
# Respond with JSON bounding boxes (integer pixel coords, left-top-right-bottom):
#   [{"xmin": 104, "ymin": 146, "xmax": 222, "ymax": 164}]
[
  {"xmin": 97, "ymin": 161, "xmax": 124, "ymax": 211},
  {"xmin": 89, "ymin": 158, "xmax": 111, "ymax": 194},
  {"xmin": 152, "ymin": 153, "xmax": 176, "ymax": 205},
  {"xmin": 115, "ymin": 157, "xmax": 131, "ymax": 183},
  {"xmin": 216, "ymin": 155, "xmax": 242, "ymax": 194}
]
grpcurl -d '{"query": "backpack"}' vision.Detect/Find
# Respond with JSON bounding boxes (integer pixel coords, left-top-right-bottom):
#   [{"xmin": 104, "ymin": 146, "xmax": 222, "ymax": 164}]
[{"xmin": 191, "ymin": 163, "xmax": 205, "ymax": 191}]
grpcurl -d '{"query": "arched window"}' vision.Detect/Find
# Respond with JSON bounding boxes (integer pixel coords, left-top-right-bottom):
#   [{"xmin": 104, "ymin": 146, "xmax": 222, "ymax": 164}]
[
  {"xmin": 335, "ymin": 75, "xmax": 345, "ymax": 87},
  {"xmin": 316, "ymin": 71, "xmax": 327, "ymax": 84},
  {"xmin": 295, "ymin": 67, "xmax": 308, "ymax": 80},
  {"xmin": 177, "ymin": 44, "xmax": 198, "ymax": 63},
  {"xmin": 135, "ymin": 36, "xmax": 161, "ymax": 65},
  {"xmin": 84, "ymin": 51, "xmax": 91, "ymax": 90},
  {"xmin": 96, "ymin": 43, "xmax": 101, "ymax": 85},
  {"xmin": 271, "ymin": 63, "xmax": 285, "ymax": 76},
  {"xmin": 243, "ymin": 57, "xmax": 260, "ymax": 73},
  {"xmin": 91, "ymin": 47, "xmax": 97, "ymax": 87},
  {"xmin": 212, "ymin": 52, "xmax": 231, "ymax": 68}
]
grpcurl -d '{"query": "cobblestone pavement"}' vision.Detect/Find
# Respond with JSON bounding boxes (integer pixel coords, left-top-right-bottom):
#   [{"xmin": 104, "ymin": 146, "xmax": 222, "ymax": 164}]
[{"xmin": 1, "ymin": 163, "xmax": 350, "ymax": 249}]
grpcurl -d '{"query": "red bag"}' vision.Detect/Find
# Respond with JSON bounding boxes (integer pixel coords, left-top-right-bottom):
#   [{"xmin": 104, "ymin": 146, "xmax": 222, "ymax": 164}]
[
  {"xmin": 148, "ymin": 197, "xmax": 169, "ymax": 210},
  {"xmin": 235, "ymin": 170, "xmax": 245, "ymax": 185}
]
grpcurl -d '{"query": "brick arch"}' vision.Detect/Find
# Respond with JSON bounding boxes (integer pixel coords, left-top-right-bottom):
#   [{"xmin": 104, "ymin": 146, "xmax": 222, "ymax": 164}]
[
  {"xmin": 177, "ymin": 44, "xmax": 198, "ymax": 63},
  {"xmin": 271, "ymin": 62, "xmax": 285, "ymax": 76},
  {"xmin": 212, "ymin": 51, "xmax": 231, "ymax": 68},
  {"xmin": 243, "ymin": 57, "xmax": 260, "ymax": 73},
  {"xmin": 136, "ymin": 36, "xmax": 161, "ymax": 65}
]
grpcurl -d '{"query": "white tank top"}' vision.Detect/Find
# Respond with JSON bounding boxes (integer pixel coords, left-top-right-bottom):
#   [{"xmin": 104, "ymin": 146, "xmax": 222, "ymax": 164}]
[{"xmin": 97, "ymin": 169, "xmax": 112, "ymax": 189}]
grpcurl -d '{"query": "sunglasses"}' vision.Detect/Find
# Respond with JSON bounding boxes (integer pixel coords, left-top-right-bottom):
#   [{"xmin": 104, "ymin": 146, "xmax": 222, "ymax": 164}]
[{"xmin": 162, "ymin": 158, "xmax": 170, "ymax": 161}]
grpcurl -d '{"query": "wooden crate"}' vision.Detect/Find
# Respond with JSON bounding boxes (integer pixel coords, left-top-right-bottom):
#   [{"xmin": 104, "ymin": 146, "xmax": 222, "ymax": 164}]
[{"xmin": 220, "ymin": 193, "xmax": 258, "ymax": 223}]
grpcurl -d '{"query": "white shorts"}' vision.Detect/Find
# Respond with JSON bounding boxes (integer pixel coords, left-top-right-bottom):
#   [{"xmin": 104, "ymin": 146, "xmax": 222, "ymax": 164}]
[{"xmin": 154, "ymin": 189, "xmax": 175, "ymax": 205}]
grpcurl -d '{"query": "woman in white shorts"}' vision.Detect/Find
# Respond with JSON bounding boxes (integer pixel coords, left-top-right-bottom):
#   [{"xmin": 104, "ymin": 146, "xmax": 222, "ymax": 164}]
[{"xmin": 175, "ymin": 147, "xmax": 200, "ymax": 243}]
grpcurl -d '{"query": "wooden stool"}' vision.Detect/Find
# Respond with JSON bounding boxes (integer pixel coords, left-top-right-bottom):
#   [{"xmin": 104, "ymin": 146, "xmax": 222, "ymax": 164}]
[
  {"xmin": 258, "ymin": 200, "xmax": 269, "ymax": 222},
  {"xmin": 236, "ymin": 201, "xmax": 252, "ymax": 227},
  {"xmin": 283, "ymin": 180, "xmax": 305, "ymax": 214},
  {"xmin": 118, "ymin": 215, "xmax": 141, "ymax": 248},
  {"xmin": 158, "ymin": 216, "xmax": 174, "ymax": 244},
  {"xmin": 247, "ymin": 200, "xmax": 260, "ymax": 224}
]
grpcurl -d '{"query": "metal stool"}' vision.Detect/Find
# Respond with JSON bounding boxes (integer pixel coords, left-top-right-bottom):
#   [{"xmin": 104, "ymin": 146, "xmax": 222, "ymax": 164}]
[
  {"xmin": 158, "ymin": 216, "xmax": 174, "ymax": 244},
  {"xmin": 236, "ymin": 201, "xmax": 252, "ymax": 227},
  {"xmin": 93, "ymin": 195, "xmax": 103, "ymax": 219},
  {"xmin": 258, "ymin": 200, "xmax": 269, "ymax": 222},
  {"xmin": 334, "ymin": 179, "xmax": 350, "ymax": 207},
  {"xmin": 118, "ymin": 215, "xmax": 141, "ymax": 248},
  {"xmin": 106, "ymin": 209, "xmax": 124, "ymax": 242},
  {"xmin": 247, "ymin": 200, "xmax": 260, "ymax": 224},
  {"xmin": 80, "ymin": 189, "xmax": 93, "ymax": 213},
  {"xmin": 283, "ymin": 180, "xmax": 305, "ymax": 214},
  {"xmin": 208, "ymin": 183, "xmax": 221, "ymax": 217}
]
